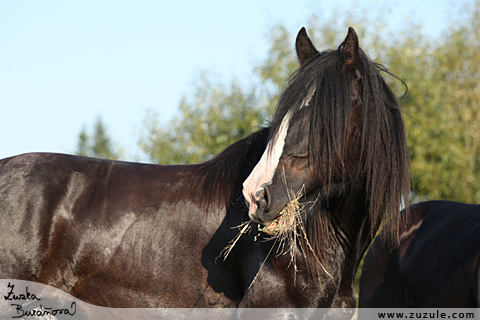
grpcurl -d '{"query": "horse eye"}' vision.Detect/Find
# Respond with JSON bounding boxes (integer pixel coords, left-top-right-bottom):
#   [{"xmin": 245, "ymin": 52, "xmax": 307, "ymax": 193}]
[
  {"xmin": 282, "ymin": 153, "xmax": 309, "ymax": 161},
  {"xmin": 294, "ymin": 153, "xmax": 309, "ymax": 158}
]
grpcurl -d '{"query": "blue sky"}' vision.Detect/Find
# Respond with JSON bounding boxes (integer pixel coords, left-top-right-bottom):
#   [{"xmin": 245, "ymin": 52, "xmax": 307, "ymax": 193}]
[{"xmin": 0, "ymin": 0, "xmax": 463, "ymax": 160}]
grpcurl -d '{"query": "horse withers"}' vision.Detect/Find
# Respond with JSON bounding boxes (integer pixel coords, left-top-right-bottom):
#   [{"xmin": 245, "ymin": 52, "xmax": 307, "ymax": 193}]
[{"xmin": 0, "ymin": 27, "xmax": 410, "ymax": 311}]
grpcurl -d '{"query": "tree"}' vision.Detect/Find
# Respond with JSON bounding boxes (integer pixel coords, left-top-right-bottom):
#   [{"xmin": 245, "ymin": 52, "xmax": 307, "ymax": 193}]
[
  {"xmin": 138, "ymin": 74, "xmax": 267, "ymax": 164},
  {"xmin": 389, "ymin": 2, "xmax": 480, "ymax": 203},
  {"xmin": 137, "ymin": 7, "xmax": 396, "ymax": 166},
  {"xmin": 75, "ymin": 116, "xmax": 123, "ymax": 160}
]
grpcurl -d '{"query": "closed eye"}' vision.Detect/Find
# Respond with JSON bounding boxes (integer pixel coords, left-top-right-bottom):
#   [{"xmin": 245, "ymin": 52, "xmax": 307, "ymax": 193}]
[{"xmin": 282, "ymin": 153, "xmax": 309, "ymax": 160}]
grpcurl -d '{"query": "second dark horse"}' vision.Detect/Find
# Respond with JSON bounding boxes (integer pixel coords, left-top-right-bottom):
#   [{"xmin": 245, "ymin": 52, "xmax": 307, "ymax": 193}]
[{"xmin": 360, "ymin": 201, "xmax": 480, "ymax": 307}]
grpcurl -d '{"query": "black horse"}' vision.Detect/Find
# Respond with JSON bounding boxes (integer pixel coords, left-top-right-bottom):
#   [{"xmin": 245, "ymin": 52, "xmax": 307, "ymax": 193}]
[
  {"xmin": 359, "ymin": 201, "xmax": 480, "ymax": 307},
  {"xmin": 0, "ymin": 27, "xmax": 410, "ymax": 310}
]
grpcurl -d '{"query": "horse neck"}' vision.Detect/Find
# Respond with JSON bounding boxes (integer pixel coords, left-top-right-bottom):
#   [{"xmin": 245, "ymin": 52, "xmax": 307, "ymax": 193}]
[
  {"xmin": 327, "ymin": 183, "xmax": 375, "ymax": 280},
  {"xmin": 194, "ymin": 128, "xmax": 270, "ymax": 212}
]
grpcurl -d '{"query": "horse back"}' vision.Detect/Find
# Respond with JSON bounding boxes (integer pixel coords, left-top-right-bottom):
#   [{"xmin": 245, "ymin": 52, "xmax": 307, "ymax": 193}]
[
  {"xmin": 358, "ymin": 216, "xmax": 410, "ymax": 307},
  {"xmin": 360, "ymin": 200, "xmax": 480, "ymax": 307}
]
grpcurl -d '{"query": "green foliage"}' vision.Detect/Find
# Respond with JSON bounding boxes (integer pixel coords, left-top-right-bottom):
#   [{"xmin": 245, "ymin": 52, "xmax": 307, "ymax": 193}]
[
  {"xmin": 255, "ymin": 23, "xmax": 298, "ymax": 114},
  {"xmin": 391, "ymin": 2, "xmax": 480, "ymax": 203},
  {"xmin": 75, "ymin": 117, "xmax": 123, "ymax": 160},
  {"xmin": 139, "ymin": 74, "xmax": 267, "ymax": 164}
]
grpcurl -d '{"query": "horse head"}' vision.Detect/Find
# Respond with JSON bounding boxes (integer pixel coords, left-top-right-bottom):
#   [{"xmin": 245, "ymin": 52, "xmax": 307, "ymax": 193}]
[{"xmin": 243, "ymin": 27, "xmax": 409, "ymax": 253}]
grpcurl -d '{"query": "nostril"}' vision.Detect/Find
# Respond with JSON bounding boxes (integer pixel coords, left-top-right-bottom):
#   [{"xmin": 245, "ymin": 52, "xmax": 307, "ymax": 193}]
[
  {"xmin": 255, "ymin": 188, "xmax": 268, "ymax": 212},
  {"xmin": 263, "ymin": 187, "xmax": 269, "ymax": 205},
  {"xmin": 255, "ymin": 188, "xmax": 264, "ymax": 199}
]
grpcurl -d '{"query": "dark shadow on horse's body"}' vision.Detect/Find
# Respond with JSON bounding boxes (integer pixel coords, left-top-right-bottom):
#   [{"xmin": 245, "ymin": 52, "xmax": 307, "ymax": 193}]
[{"xmin": 359, "ymin": 200, "xmax": 480, "ymax": 307}]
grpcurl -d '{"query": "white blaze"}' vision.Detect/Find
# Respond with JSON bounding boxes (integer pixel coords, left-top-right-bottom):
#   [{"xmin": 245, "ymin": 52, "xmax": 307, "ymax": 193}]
[
  {"xmin": 242, "ymin": 85, "xmax": 315, "ymax": 216},
  {"xmin": 242, "ymin": 110, "xmax": 293, "ymax": 215}
]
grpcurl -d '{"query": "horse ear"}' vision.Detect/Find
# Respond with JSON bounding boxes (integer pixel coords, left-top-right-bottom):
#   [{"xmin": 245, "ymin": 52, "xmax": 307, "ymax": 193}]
[
  {"xmin": 296, "ymin": 27, "xmax": 319, "ymax": 67},
  {"xmin": 341, "ymin": 27, "xmax": 360, "ymax": 72}
]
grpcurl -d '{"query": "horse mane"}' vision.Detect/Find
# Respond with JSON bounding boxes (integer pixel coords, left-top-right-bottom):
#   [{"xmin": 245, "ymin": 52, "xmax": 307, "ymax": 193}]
[
  {"xmin": 269, "ymin": 45, "xmax": 410, "ymax": 278},
  {"xmin": 192, "ymin": 40, "xmax": 409, "ymax": 285},
  {"xmin": 196, "ymin": 128, "xmax": 270, "ymax": 210}
]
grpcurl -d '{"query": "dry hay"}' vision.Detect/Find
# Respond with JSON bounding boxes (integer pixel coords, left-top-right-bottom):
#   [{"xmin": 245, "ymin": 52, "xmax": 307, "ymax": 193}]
[{"xmin": 219, "ymin": 186, "xmax": 331, "ymax": 286}]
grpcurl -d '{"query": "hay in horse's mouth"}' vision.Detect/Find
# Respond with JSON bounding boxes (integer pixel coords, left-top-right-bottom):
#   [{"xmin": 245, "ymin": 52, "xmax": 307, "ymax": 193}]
[
  {"xmin": 220, "ymin": 191, "xmax": 306, "ymax": 262},
  {"xmin": 259, "ymin": 197, "xmax": 301, "ymax": 236},
  {"xmin": 220, "ymin": 190, "xmax": 331, "ymax": 286},
  {"xmin": 219, "ymin": 196, "xmax": 303, "ymax": 262}
]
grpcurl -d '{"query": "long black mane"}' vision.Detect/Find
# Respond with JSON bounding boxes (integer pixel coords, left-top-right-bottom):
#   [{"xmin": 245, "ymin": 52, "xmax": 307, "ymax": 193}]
[
  {"xmin": 273, "ymin": 44, "xmax": 410, "ymax": 232},
  {"xmin": 193, "ymin": 41, "xmax": 410, "ymax": 285},
  {"xmin": 267, "ymin": 43, "xmax": 410, "ymax": 277},
  {"xmin": 196, "ymin": 128, "xmax": 270, "ymax": 209}
]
